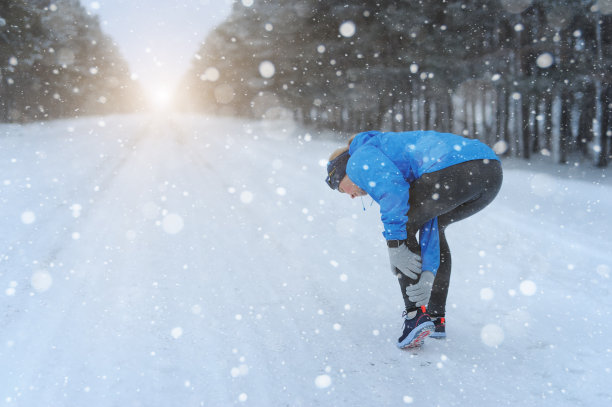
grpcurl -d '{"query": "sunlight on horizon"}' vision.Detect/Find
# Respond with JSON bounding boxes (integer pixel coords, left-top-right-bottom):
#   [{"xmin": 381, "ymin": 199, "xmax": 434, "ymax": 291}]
[
  {"xmin": 84, "ymin": 0, "xmax": 233, "ymax": 113},
  {"xmin": 131, "ymin": 68, "xmax": 181, "ymax": 111},
  {"xmin": 148, "ymin": 86, "xmax": 176, "ymax": 110}
]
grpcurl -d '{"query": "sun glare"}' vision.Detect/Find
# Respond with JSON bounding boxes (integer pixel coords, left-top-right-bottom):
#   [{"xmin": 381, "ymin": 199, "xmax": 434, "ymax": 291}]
[{"xmin": 148, "ymin": 87, "xmax": 176, "ymax": 110}]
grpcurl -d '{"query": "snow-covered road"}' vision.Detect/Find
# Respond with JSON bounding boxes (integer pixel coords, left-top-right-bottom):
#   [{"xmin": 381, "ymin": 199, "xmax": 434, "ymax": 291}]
[{"xmin": 1, "ymin": 114, "xmax": 610, "ymax": 406}]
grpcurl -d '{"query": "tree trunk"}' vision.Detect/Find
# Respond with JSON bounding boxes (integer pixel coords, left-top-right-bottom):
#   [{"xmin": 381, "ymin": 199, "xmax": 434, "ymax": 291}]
[
  {"xmin": 559, "ymin": 87, "xmax": 572, "ymax": 164},
  {"xmin": 597, "ymin": 86, "xmax": 610, "ymax": 167},
  {"xmin": 470, "ymin": 91, "xmax": 478, "ymax": 138},
  {"xmin": 495, "ymin": 85, "xmax": 505, "ymax": 145},
  {"xmin": 521, "ymin": 95, "xmax": 531, "ymax": 159},
  {"xmin": 504, "ymin": 92, "xmax": 513, "ymax": 156},
  {"xmin": 445, "ymin": 91, "xmax": 454, "ymax": 132},
  {"xmin": 533, "ymin": 96, "xmax": 542, "ymax": 154},
  {"xmin": 577, "ymin": 84, "xmax": 596, "ymax": 159},
  {"xmin": 481, "ymin": 90, "xmax": 492, "ymax": 145},
  {"xmin": 543, "ymin": 90, "xmax": 553, "ymax": 153}
]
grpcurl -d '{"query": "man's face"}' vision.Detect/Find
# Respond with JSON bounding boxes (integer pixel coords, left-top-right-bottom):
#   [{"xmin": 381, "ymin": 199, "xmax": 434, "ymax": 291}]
[{"xmin": 338, "ymin": 176, "xmax": 367, "ymax": 199}]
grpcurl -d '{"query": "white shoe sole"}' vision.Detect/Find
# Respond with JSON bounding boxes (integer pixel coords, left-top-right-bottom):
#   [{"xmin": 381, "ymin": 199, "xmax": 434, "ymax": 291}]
[{"xmin": 397, "ymin": 321, "xmax": 434, "ymax": 349}]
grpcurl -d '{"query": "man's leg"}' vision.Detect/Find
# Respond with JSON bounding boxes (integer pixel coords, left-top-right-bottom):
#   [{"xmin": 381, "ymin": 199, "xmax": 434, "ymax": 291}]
[
  {"xmin": 397, "ymin": 159, "xmax": 503, "ymax": 313},
  {"xmin": 427, "ymin": 224, "xmax": 450, "ymax": 318}
]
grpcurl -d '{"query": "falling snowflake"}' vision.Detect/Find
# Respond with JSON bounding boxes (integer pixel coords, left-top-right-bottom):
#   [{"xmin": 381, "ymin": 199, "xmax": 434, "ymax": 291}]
[{"xmin": 339, "ymin": 21, "xmax": 356, "ymax": 37}]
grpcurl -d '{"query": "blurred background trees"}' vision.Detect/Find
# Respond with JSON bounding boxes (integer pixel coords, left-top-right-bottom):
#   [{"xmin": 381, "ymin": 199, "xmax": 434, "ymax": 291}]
[
  {"xmin": 0, "ymin": 0, "xmax": 138, "ymax": 123},
  {"xmin": 181, "ymin": 0, "xmax": 612, "ymax": 166},
  {"xmin": 2, "ymin": 0, "xmax": 610, "ymax": 166}
]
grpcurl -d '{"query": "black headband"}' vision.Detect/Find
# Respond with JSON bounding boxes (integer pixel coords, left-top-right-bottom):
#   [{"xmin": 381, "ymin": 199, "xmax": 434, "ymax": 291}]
[{"xmin": 325, "ymin": 151, "xmax": 350, "ymax": 190}]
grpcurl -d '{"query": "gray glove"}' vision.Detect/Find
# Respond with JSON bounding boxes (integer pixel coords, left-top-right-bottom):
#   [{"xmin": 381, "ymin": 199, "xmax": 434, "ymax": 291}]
[
  {"xmin": 405, "ymin": 270, "xmax": 435, "ymax": 306},
  {"xmin": 387, "ymin": 241, "xmax": 422, "ymax": 279}
]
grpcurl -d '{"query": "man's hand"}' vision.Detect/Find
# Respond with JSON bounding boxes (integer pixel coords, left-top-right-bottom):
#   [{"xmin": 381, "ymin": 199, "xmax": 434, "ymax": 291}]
[
  {"xmin": 387, "ymin": 240, "xmax": 422, "ymax": 279},
  {"xmin": 405, "ymin": 271, "xmax": 435, "ymax": 306}
]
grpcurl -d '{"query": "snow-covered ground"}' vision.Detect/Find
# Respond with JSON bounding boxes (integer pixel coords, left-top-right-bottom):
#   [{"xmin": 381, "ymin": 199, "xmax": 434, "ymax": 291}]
[{"xmin": 1, "ymin": 114, "xmax": 610, "ymax": 406}]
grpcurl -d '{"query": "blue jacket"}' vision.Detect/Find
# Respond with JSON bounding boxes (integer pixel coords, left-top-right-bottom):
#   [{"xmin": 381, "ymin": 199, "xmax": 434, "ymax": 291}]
[{"xmin": 346, "ymin": 130, "xmax": 499, "ymax": 274}]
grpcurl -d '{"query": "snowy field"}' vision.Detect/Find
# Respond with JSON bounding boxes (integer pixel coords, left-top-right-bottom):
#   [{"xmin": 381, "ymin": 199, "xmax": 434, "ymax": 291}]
[{"xmin": 1, "ymin": 114, "xmax": 610, "ymax": 406}]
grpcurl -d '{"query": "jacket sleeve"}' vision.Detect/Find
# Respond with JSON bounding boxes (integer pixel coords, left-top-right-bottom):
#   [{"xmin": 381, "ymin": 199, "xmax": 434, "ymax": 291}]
[
  {"xmin": 346, "ymin": 145, "xmax": 411, "ymax": 240},
  {"xmin": 419, "ymin": 217, "xmax": 440, "ymax": 275}
]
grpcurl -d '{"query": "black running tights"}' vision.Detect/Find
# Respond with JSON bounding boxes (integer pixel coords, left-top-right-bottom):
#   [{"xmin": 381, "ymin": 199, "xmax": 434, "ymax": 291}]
[{"xmin": 396, "ymin": 159, "xmax": 503, "ymax": 317}]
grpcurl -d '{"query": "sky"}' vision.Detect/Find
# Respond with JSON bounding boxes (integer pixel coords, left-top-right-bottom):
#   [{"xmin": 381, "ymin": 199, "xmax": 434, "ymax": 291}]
[{"xmin": 83, "ymin": 0, "xmax": 234, "ymax": 101}]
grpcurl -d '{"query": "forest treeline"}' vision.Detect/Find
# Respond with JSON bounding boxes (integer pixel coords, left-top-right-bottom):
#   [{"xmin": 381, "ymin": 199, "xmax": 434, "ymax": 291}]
[
  {"xmin": 2, "ymin": 0, "xmax": 611, "ymax": 166},
  {"xmin": 0, "ymin": 0, "xmax": 138, "ymax": 123},
  {"xmin": 181, "ymin": 0, "xmax": 612, "ymax": 167}
]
